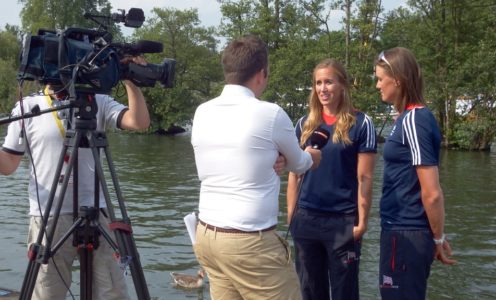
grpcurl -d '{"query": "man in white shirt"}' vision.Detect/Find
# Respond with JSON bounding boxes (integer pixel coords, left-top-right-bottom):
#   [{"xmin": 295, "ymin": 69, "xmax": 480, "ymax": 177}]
[
  {"xmin": 0, "ymin": 56, "xmax": 149, "ymax": 299},
  {"xmin": 191, "ymin": 34, "xmax": 321, "ymax": 300}
]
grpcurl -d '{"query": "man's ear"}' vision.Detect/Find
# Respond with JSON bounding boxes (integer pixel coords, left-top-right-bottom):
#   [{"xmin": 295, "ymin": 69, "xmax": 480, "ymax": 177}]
[
  {"xmin": 255, "ymin": 69, "xmax": 265, "ymax": 84},
  {"xmin": 262, "ymin": 67, "xmax": 268, "ymax": 79}
]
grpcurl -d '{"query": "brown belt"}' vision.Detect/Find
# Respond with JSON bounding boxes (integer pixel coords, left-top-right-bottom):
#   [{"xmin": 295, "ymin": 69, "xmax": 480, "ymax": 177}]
[{"xmin": 199, "ymin": 220, "xmax": 276, "ymax": 234}]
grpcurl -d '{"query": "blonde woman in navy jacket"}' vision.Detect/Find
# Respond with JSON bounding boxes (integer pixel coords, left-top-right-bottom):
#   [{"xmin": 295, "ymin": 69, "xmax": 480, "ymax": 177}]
[{"xmin": 287, "ymin": 59, "xmax": 377, "ymax": 300}]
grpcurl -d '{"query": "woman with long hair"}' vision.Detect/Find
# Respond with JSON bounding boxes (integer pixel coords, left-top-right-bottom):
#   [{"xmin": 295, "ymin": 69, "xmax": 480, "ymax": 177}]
[
  {"xmin": 374, "ymin": 47, "xmax": 456, "ymax": 299},
  {"xmin": 287, "ymin": 59, "xmax": 377, "ymax": 300}
]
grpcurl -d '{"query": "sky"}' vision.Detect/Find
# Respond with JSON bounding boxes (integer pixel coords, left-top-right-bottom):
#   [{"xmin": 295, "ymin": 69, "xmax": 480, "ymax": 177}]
[{"xmin": 2, "ymin": 0, "xmax": 407, "ymax": 35}]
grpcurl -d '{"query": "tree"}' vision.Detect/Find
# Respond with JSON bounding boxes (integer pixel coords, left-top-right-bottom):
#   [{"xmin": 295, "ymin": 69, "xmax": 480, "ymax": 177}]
[
  {"xmin": 344, "ymin": 0, "xmax": 383, "ymax": 113},
  {"xmin": 219, "ymin": 1, "xmax": 318, "ymax": 119},
  {"xmin": 19, "ymin": 0, "xmax": 113, "ymax": 34},
  {"xmin": 218, "ymin": 0, "xmax": 256, "ymax": 38},
  {"xmin": 0, "ymin": 26, "xmax": 22, "ymax": 113},
  {"xmin": 450, "ymin": 1, "xmax": 496, "ymax": 150},
  {"xmin": 300, "ymin": 0, "xmax": 384, "ymax": 114},
  {"xmin": 132, "ymin": 8, "xmax": 222, "ymax": 131},
  {"xmin": 379, "ymin": 0, "xmax": 496, "ymax": 150}
]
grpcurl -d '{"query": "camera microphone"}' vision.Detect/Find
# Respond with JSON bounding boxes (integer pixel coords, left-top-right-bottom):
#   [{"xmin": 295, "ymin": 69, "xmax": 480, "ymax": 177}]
[
  {"xmin": 124, "ymin": 8, "xmax": 145, "ymax": 28},
  {"xmin": 133, "ymin": 40, "xmax": 163, "ymax": 53},
  {"xmin": 310, "ymin": 127, "xmax": 330, "ymax": 149},
  {"xmin": 111, "ymin": 40, "xmax": 163, "ymax": 55},
  {"xmin": 110, "ymin": 8, "xmax": 145, "ymax": 28}
]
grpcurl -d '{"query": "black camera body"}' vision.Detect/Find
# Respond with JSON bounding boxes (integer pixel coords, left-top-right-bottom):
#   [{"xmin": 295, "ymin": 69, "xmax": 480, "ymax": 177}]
[{"xmin": 17, "ymin": 8, "xmax": 176, "ymax": 94}]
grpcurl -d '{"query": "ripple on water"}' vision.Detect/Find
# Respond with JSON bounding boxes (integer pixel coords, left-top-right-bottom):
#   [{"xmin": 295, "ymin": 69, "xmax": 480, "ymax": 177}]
[{"xmin": 0, "ymin": 134, "xmax": 494, "ymax": 299}]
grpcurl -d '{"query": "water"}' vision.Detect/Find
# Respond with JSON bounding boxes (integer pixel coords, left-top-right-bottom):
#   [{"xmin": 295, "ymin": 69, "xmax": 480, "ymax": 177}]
[{"xmin": 0, "ymin": 132, "xmax": 495, "ymax": 299}]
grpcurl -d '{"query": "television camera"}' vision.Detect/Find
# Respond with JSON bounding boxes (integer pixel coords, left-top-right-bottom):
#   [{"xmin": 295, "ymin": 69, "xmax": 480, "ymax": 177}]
[{"xmin": 17, "ymin": 7, "xmax": 176, "ymax": 95}]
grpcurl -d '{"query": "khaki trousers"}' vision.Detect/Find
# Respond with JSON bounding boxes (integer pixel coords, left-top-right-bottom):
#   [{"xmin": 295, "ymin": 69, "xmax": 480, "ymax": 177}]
[
  {"xmin": 194, "ymin": 221, "xmax": 302, "ymax": 300},
  {"xmin": 27, "ymin": 213, "xmax": 130, "ymax": 300}
]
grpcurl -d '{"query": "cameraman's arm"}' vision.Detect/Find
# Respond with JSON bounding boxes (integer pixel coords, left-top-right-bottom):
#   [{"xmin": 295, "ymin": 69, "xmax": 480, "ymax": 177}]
[
  {"xmin": 120, "ymin": 80, "xmax": 150, "ymax": 130},
  {"xmin": 0, "ymin": 150, "xmax": 22, "ymax": 175}
]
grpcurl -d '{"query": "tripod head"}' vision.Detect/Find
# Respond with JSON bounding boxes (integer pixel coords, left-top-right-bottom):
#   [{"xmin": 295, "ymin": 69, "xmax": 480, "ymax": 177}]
[
  {"xmin": 68, "ymin": 89, "xmax": 99, "ymax": 129},
  {"xmin": 0, "ymin": 86, "xmax": 97, "ymax": 131}
]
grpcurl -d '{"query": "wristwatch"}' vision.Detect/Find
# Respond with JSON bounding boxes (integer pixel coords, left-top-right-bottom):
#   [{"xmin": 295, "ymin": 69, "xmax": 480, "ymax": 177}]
[{"xmin": 433, "ymin": 234, "xmax": 445, "ymax": 245}]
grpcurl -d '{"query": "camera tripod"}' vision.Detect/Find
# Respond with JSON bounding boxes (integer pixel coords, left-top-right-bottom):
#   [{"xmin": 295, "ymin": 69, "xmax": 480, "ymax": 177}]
[{"xmin": 18, "ymin": 91, "xmax": 150, "ymax": 300}]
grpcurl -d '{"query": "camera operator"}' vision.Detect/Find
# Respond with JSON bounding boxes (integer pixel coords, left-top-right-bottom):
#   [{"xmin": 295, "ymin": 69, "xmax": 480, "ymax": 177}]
[{"xmin": 0, "ymin": 55, "xmax": 149, "ymax": 300}]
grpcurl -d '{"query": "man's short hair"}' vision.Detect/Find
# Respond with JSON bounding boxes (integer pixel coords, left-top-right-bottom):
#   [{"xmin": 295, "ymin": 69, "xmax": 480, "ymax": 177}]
[{"xmin": 221, "ymin": 34, "xmax": 268, "ymax": 85}]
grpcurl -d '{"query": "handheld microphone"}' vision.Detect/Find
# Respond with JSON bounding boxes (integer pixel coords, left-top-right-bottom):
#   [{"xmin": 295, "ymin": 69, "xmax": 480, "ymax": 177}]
[
  {"xmin": 284, "ymin": 126, "xmax": 330, "ymax": 241},
  {"xmin": 310, "ymin": 127, "xmax": 330, "ymax": 149}
]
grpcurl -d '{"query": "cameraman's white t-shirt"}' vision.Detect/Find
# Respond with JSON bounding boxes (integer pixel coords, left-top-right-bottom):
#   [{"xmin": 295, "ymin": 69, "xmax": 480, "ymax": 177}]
[{"xmin": 2, "ymin": 92, "xmax": 126, "ymax": 216}]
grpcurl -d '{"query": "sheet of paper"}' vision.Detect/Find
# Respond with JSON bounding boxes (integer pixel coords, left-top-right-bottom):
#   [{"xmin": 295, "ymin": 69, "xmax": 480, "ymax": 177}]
[{"xmin": 183, "ymin": 212, "xmax": 198, "ymax": 245}]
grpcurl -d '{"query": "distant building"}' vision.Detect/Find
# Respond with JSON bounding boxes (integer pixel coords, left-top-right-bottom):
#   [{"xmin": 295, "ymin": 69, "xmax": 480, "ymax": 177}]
[{"xmin": 455, "ymin": 99, "xmax": 473, "ymax": 116}]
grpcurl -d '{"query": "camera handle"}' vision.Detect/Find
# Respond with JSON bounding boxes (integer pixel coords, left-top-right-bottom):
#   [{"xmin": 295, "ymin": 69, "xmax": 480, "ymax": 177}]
[{"xmin": 18, "ymin": 92, "xmax": 150, "ymax": 300}]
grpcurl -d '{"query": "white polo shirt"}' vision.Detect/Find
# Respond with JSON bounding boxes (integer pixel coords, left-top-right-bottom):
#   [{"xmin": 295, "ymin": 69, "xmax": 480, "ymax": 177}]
[
  {"xmin": 191, "ymin": 84, "xmax": 312, "ymax": 231},
  {"xmin": 2, "ymin": 92, "xmax": 127, "ymax": 216}
]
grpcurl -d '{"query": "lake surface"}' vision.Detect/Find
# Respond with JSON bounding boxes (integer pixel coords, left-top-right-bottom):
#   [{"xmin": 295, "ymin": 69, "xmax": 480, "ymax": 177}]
[{"xmin": 0, "ymin": 132, "xmax": 494, "ymax": 299}]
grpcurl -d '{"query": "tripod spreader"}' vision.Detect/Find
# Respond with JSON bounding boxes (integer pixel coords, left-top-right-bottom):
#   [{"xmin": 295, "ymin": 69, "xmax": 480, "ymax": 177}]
[{"xmin": 73, "ymin": 206, "xmax": 100, "ymax": 249}]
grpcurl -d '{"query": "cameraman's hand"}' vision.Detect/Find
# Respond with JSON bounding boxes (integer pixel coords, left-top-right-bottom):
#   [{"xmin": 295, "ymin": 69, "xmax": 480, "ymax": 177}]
[
  {"xmin": 120, "ymin": 55, "xmax": 150, "ymax": 130},
  {"xmin": 121, "ymin": 55, "xmax": 147, "ymax": 66},
  {"xmin": 120, "ymin": 55, "xmax": 147, "ymax": 88}
]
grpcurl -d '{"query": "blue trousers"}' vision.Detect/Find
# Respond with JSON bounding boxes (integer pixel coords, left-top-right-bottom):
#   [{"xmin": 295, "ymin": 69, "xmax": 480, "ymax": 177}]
[
  {"xmin": 379, "ymin": 229, "xmax": 435, "ymax": 300},
  {"xmin": 291, "ymin": 208, "xmax": 360, "ymax": 300}
]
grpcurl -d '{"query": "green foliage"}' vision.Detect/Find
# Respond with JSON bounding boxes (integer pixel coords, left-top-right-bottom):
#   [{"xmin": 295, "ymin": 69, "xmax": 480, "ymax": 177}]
[
  {"xmin": 379, "ymin": 0, "xmax": 496, "ymax": 149},
  {"xmin": 131, "ymin": 8, "xmax": 223, "ymax": 130},
  {"xmin": 0, "ymin": 60, "xmax": 18, "ymax": 113},
  {"xmin": 452, "ymin": 108, "xmax": 495, "ymax": 151},
  {"xmin": 218, "ymin": 0, "xmax": 256, "ymax": 38},
  {"xmin": 0, "ymin": 29, "xmax": 21, "ymax": 63},
  {"xmin": 0, "ymin": 28, "xmax": 21, "ymax": 113},
  {"xmin": 2, "ymin": 0, "xmax": 493, "ymax": 149},
  {"xmin": 19, "ymin": 0, "xmax": 113, "ymax": 33},
  {"xmin": 267, "ymin": 41, "xmax": 315, "ymax": 120}
]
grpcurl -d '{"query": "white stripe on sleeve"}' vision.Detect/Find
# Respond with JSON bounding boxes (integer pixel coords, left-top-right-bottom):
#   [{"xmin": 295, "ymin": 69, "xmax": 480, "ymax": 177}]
[
  {"xmin": 403, "ymin": 110, "xmax": 421, "ymax": 165},
  {"xmin": 361, "ymin": 114, "xmax": 376, "ymax": 149}
]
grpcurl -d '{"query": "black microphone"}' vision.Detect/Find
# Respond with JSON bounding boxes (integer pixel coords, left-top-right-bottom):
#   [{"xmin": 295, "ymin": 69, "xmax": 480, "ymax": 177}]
[
  {"xmin": 310, "ymin": 127, "xmax": 330, "ymax": 149},
  {"xmin": 124, "ymin": 8, "xmax": 145, "ymax": 28},
  {"xmin": 112, "ymin": 40, "xmax": 163, "ymax": 55},
  {"xmin": 284, "ymin": 126, "xmax": 330, "ymax": 241},
  {"xmin": 111, "ymin": 8, "xmax": 145, "ymax": 28},
  {"xmin": 132, "ymin": 40, "xmax": 163, "ymax": 53}
]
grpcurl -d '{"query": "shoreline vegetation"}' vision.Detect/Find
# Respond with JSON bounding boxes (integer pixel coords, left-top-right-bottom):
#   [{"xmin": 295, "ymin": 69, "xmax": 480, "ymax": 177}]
[{"xmin": 1, "ymin": 1, "xmax": 494, "ymax": 152}]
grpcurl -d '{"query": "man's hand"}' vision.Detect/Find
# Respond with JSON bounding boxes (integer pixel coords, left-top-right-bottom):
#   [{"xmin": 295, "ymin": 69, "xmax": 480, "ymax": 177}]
[
  {"xmin": 119, "ymin": 56, "xmax": 150, "ymax": 130},
  {"xmin": 273, "ymin": 154, "xmax": 286, "ymax": 176},
  {"xmin": 120, "ymin": 55, "xmax": 147, "ymax": 66},
  {"xmin": 304, "ymin": 146, "xmax": 321, "ymax": 169}
]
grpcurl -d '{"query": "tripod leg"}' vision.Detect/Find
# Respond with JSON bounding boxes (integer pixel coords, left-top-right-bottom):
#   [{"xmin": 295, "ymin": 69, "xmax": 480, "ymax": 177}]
[
  {"xmin": 20, "ymin": 130, "xmax": 83, "ymax": 300},
  {"xmin": 88, "ymin": 131, "xmax": 150, "ymax": 300},
  {"xmin": 103, "ymin": 140, "xmax": 151, "ymax": 300},
  {"xmin": 78, "ymin": 242, "xmax": 94, "ymax": 300}
]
